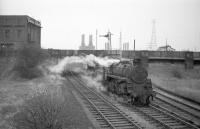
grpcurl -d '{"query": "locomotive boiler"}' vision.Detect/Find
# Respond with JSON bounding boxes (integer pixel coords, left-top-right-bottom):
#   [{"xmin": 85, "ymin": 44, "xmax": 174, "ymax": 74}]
[{"xmin": 103, "ymin": 59, "xmax": 155, "ymax": 105}]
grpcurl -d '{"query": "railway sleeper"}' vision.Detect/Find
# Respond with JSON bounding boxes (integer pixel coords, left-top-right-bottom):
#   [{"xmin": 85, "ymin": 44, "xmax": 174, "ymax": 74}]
[
  {"xmin": 109, "ymin": 120, "xmax": 131, "ymax": 123},
  {"xmin": 100, "ymin": 110, "xmax": 118, "ymax": 113},
  {"xmin": 111, "ymin": 121, "xmax": 130, "ymax": 124},
  {"xmin": 103, "ymin": 112, "xmax": 121, "ymax": 115},
  {"xmin": 168, "ymin": 123, "xmax": 185, "ymax": 127},
  {"xmin": 98, "ymin": 108, "xmax": 113, "ymax": 110},
  {"xmin": 160, "ymin": 119, "xmax": 177, "ymax": 122},
  {"xmin": 118, "ymin": 127, "xmax": 138, "ymax": 129},
  {"xmin": 150, "ymin": 114, "xmax": 164, "ymax": 117},
  {"xmin": 102, "ymin": 113, "xmax": 121, "ymax": 116},
  {"xmin": 104, "ymin": 115, "xmax": 123, "ymax": 118},
  {"xmin": 107, "ymin": 116, "xmax": 125, "ymax": 119},
  {"xmin": 101, "ymin": 111, "xmax": 120, "ymax": 114},
  {"xmin": 99, "ymin": 110, "xmax": 115, "ymax": 112},
  {"xmin": 112, "ymin": 124, "xmax": 133, "ymax": 127}
]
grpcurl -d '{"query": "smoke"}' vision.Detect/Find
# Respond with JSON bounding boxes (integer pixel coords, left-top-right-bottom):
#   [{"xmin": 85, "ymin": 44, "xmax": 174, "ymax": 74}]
[
  {"xmin": 48, "ymin": 54, "xmax": 119, "ymax": 91},
  {"xmin": 49, "ymin": 54, "xmax": 119, "ymax": 74},
  {"xmin": 84, "ymin": 54, "xmax": 120, "ymax": 67},
  {"xmin": 81, "ymin": 74, "xmax": 105, "ymax": 91},
  {"xmin": 49, "ymin": 56, "xmax": 86, "ymax": 74}
]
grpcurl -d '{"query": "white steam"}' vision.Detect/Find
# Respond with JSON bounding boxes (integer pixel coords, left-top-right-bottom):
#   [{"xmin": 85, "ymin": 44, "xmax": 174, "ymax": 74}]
[
  {"xmin": 81, "ymin": 74, "xmax": 105, "ymax": 91},
  {"xmin": 48, "ymin": 54, "xmax": 119, "ymax": 91},
  {"xmin": 49, "ymin": 54, "xmax": 119, "ymax": 74}
]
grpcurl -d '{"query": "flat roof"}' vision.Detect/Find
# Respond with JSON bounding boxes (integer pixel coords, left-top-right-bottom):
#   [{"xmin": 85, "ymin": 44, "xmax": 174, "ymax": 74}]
[{"xmin": 0, "ymin": 15, "xmax": 41, "ymax": 27}]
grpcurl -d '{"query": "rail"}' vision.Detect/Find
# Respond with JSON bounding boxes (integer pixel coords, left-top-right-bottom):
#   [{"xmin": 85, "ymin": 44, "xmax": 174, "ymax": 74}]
[{"xmin": 67, "ymin": 72, "xmax": 142, "ymax": 129}]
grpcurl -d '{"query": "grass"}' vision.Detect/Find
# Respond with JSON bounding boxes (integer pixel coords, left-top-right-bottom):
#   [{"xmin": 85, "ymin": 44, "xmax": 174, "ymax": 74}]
[
  {"xmin": 0, "ymin": 104, "xmax": 17, "ymax": 118},
  {"xmin": 0, "ymin": 80, "xmax": 30, "ymax": 128},
  {"xmin": 0, "ymin": 75, "xmax": 94, "ymax": 129},
  {"xmin": 11, "ymin": 86, "xmax": 67, "ymax": 129},
  {"xmin": 148, "ymin": 63, "xmax": 200, "ymax": 103},
  {"xmin": 0, "ymin": 57, "xmax": 16, "ymax": 79},
  {"xmin": 171, "ymin": 69, "xmax": 182, "ymax": 79}
]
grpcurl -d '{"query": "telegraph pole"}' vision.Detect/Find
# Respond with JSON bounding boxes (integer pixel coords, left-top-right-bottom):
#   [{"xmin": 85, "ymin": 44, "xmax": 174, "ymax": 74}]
[
  {"xmin": 119, "ymin": 31, "xmax": 122, "ymax": 59},
  {"xmin": 96, "ymin": 29, "xmax": 98, "ymax": 50},
  {"xmin": 133, "ymin": 39, "xmax": 136, "ymax": 60}
]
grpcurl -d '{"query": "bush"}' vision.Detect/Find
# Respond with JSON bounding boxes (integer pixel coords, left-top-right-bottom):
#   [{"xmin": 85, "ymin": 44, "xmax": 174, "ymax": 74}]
[
  {"xmin": 171, "ymin": 69, "xmax": 182, "ymax": 79},
  {"xmin": 13, "ymin": 47, "xmax": 49, "ymax": 79},
  {"xmin": 10, "ymin": 89, "xmax": 67, "ymax": 129},
  {"xmin": 0, "ymin": 104, "xmax": 17, "ymax": 118}
]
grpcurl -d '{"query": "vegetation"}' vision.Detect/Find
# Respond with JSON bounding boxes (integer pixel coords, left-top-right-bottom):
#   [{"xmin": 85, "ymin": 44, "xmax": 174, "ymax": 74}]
[
  {"xmin": 148, "ymin": 63, "xmax": 200, "ymax": 103},
  {"xmin": 171, "ymin": 69, "xmax": 182, "ymax": 79},
  {"xmin": 13, "ymin": 47, "xmax": 49, "ymax": 79},
  {"xmin": 10, "ymin": 88, "xmax": 67, "ymax": 129}
]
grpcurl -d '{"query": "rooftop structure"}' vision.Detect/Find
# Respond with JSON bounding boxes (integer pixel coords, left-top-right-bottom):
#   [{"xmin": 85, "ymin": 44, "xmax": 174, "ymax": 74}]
[
  {"xmin": 0, "ymin": 15, "xmax": 41, "ymax": 50},
  {"xmin": 157, "ymin": 45, "xmax": 175, "ymax": 51}
]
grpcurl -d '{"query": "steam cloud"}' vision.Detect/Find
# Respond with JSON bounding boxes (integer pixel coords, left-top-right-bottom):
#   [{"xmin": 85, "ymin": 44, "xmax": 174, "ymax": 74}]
[
  {"xmin": 49, "ymin": 54, "xmax": 119, "ymax": 74},
  {"xmin": 48, "ymin": 54, "xmax": 119, "ymax": 91}
]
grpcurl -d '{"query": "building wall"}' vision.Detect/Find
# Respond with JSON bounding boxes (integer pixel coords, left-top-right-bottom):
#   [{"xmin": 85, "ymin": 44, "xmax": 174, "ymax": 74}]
[
  {"xmin": 0, "ymin": 15, "xmax": 41, "ymax": 50},
  {"xmin": 27, "ymin": 22, "xmax": 41, "ymax": 48}
]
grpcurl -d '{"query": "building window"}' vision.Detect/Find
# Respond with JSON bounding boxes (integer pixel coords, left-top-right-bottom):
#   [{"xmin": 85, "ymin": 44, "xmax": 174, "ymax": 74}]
[
  {"xmin": 5, "ymin": 29, "xmax": 10, "ymax": 40},
  {"xmin": 17, "ymin": 30, "xmax": 22, "ymax": 38},
  {"xmin": 28, "ymin": 33, "xmax": 31, "ymax": 42}
]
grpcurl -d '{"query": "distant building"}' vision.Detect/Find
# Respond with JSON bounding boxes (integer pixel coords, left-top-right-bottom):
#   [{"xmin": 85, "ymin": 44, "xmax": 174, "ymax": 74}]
[
  {"xmin": 157, "ymin": 45, "xmax": 175, "ymax": 51},
  {"xmin": 79, "ymin": 34, "xmax": 86, "ymax": 50},
  {"xmin": 79, "ymin": 34, "xmax": 95, "ymax": 50},
  {"xmin": 123, "ymin": 42, "xmax": 129, "ymax": 50},
  {"xmin": 88, "ymin": 35, "xmax": 95, "ymax": 50},
  {"xmin": 0, "ymin": 15, "xmax": 41, "ymax": 50},
  {"xmin": 105, "ymin": 42, "xmax": 111, "ymax": 50}
]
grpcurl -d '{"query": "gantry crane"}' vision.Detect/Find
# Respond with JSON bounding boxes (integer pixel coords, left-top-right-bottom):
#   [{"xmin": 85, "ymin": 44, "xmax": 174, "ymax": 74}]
[{"xmin": 99, "ymin": 30, "xmax": 113, "ymax": 50}]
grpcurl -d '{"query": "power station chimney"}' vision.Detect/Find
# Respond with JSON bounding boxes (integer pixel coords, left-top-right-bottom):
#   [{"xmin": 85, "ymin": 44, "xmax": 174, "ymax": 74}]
[
  {"xmin": 89, "ymin": 35, "xmax": 93, "ymax": 46},
  {"xmin": 81, "ymin": 34, "xmax": 85, "ymax": 47},
  {"xmin": 88, "ymin": 34, "xmax": 95, "ymax": 50}
]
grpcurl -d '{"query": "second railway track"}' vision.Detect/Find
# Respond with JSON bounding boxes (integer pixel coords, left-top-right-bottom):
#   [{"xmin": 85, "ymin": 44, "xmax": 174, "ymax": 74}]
[{"xmin": 152, "ymin": 88, "xmax": 200, "ymax": 127}]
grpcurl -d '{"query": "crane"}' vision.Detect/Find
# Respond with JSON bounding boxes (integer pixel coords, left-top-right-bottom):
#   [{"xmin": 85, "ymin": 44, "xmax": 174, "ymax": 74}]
[{"xmin": 99, "ymin": 30, "xmax": 113, "ymax": 50}]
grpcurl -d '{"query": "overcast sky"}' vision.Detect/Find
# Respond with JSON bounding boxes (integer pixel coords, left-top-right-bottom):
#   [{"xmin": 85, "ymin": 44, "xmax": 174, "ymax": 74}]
[{"xmin": 0, "ymin": 0, "xmax": 200, "ymax": 51}]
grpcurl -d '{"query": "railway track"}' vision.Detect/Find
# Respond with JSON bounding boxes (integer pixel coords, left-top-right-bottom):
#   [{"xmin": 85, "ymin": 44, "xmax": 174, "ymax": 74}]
[
  {"xmin": 67, "ymin": 73, "xmax": 142, "ymax": 129},
  {"xmin": 100, "ymin": 87, "xmax": 200, "ymax": 128},
  {"xmin": 132, "ymin": 104, "xmax": 199, "ymax": 129},
  {"xmin": 153, "ymin": 87, "xmax": 200, "ymax": 127},
  {"xmin": 117, "ymin": 98, "xmax": 200, "ymax": 129},
  {"xmin": 65, "ymin": 72, "xmax": 200, "ymax": 129}
]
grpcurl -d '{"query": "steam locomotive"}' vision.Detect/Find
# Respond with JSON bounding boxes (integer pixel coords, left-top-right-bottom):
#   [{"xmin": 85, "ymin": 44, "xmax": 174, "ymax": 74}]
[{"xmin": 103, "ymin": 59, "xmax": 155, "ymax": 105}]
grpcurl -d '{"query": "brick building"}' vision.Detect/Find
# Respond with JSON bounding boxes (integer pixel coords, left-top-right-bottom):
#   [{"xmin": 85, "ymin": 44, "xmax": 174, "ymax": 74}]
[{"xmin": 0, "ymin": 15, "xmax": 41, "ymax": 50}]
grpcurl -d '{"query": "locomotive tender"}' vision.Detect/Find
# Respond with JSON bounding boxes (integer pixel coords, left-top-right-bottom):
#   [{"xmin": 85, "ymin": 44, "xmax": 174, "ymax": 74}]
[{"xmin": 103, "ymin": 59, "xmax": 155, "ymax": 105}]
